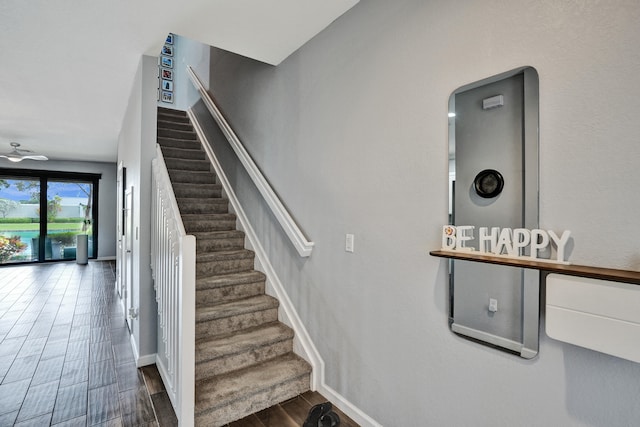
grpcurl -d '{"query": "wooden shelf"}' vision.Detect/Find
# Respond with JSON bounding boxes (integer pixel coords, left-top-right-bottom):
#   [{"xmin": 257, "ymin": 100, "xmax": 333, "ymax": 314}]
[{"xmin": 429, "ymin": 250, "xmax": 640, "ymax": 285}]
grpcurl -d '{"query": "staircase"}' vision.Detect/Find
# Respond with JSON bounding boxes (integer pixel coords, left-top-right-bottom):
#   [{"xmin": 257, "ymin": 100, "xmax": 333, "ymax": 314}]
[{"xmin": 156, "ymin": 107, "xmax": 312, "ymax": 426}]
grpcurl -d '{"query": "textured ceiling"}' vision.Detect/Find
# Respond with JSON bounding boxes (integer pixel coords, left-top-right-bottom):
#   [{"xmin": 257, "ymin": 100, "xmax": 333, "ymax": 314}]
[{"xmin": 0, "ymin": 0, "xmax": 358, "ymax": 163}]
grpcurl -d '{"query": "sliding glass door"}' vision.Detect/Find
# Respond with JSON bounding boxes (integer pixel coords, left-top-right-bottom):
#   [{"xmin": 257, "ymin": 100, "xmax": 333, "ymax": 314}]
[
  {"xmin": 0, "ymin": 169, "xmax": 99, "ymax": 264},
  {"xmin": 0, "ymin": 177, "xmax": 41, "ymax": 262}
]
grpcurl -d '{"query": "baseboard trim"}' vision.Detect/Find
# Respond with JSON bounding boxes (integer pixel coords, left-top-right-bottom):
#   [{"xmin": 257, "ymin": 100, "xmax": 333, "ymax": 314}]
[
  {"xmin": 97, "ymin": 256, "xmax": 116, "ymax": 261},
  {"xmin": 129, "ymin": 334, "xmax": 156, "ymax": 367},
  {"xmin": 136, "ymin": 353, "xmax": 157, "ymax": 367},
  {"xmin": 318, "ymin": 383, "xmax": 383, "ymax": 427}
]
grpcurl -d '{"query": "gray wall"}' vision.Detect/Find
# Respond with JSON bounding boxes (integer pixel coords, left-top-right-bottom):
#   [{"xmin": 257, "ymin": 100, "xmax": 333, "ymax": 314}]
[
  {"xmin": 117, "ymin": 55, "xmax": 158, "ymax": 363},
  {"xmin": 196, "ymin": 0, "xmax": 640, "ymax": 425},
  {"xmin": 0, "ymin": 160, "xmax": 117, "ymax": 259}
]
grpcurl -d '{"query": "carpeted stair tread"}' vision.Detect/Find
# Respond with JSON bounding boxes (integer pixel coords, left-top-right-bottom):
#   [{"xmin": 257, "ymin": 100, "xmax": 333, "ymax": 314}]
[
  {"xmin": 165, "ymin": 158, "xmax": 211, "ymax": 171},
  {"xmin": 194, "ymin": 230, "xmax": 246, "ymax": 253},
  {"xmin": 196, "ymin": 295, "xmax": 279, "ymax": 323},
  {"xmin": 197, "ymin": 249, "xmax": 254, "ymax": 263},
  {"xmin": 158, "ymin": 127, "xmax": 198, "ymax": 140},
  {"xmin": 161, "ymin": 146, "xmax": 206, "ymax": 160},
  {"xmin": 196, "ymin": 249, "xmax": 255, "ymax": 276},
  {"xmin": 171, "ymin": 183, "xmax": 222, "ymax": 199},
  {"xmin": 158, "ymin": 107, "xmax": 187, "ymax": 116},
  {"xmin": 158, "ymin": 120, "xmax": 193, "ymax": 132},
  {"xmin": 195, "ymin": 322, "xmax": 293, "ymax": 364},
  {"xmin": 197, "ymin": 270, "xmax": 265, "ymax": 291},
  {"xmin": 194, "ymin": 353, "xmax": 311, "ymax": 424},
  {"xmin": 192, "ymin": 229, "xmax": 244, "ymax": 241},
  {"xmin": 167, "ymin": 169, "xmax": 217, "ymax": 184},
  {"xmin": 158, "ymin": 137, "xmax": 201, "ymax": 150},
  {"xmin": 183, "ymin": 216, "xmax": 237, "ymax": 233},
  {"xmin": 157, "ymin": 112, "xmax": 188, "ymax": 122},
  {"xmin": 177, "ymin": 198, "xmax": 229, "ymax": 214},
  {"xmin": 158, "ymin": 115, "xmax": 191, "ymax": 125},
  {"xmin": 196, "ymin": 271, "xmax": 265, "ymax": 306}
]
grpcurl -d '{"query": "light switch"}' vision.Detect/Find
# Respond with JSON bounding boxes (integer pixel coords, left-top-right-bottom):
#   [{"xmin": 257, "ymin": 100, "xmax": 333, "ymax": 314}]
[
  {"xmin": 345, "ymin": 234, "xmax": 354, "ymax": 253},
  {"xmin": 489, "ymin": 298, "xmax": 498, "ymax": 313}
]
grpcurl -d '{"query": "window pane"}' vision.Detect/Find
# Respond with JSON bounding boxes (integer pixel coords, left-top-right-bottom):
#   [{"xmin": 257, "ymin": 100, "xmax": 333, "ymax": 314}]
[
  {"xmin": 45, "ymin": 181, "xmax": 93, "ymax": 261},
  {"xmin": 0, "ymin": 178, "xmax": 41, "ymax": 263}
]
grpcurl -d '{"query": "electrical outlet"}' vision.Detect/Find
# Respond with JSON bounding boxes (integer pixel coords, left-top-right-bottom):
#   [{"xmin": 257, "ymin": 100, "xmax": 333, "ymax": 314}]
[{"xmin": 488, "ymin": 298, "xmax": 498, "ymax": 313}]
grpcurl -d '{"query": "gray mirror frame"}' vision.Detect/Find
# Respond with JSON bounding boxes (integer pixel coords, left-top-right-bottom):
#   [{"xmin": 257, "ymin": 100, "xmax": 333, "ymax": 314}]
[{"xmin": 447, "ymin": 66, "xmax": 540, "ymax": 359}]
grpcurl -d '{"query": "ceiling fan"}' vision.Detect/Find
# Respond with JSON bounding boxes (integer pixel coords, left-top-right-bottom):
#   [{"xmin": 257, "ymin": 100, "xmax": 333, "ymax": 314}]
[{"xmin": 0, "ymin": 142, "xmax": 48, "ymax": 162}]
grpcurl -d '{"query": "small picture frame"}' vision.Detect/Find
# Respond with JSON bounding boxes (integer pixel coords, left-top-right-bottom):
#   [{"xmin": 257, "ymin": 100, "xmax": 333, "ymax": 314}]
[
  {"xmin": 161, "ymin": 56, "xmax": 173, "ymax": 69},
  {"xmin": 166, "ymin": 33, "xmax": 174, "ymax": 45},
  {"xmin": 161, "ymin": 80, "xmax": 173, "ymax": 91},
  {"xmin": 161, "ymin": 91, "xmax": 174, "ymax": 103},
  {"xmin": 161, "ymin": 69, "xmax": 173, "ymax": 80},
  {"xmin": 162, "ymin": 44, "xmax": 173, "ymax": 57}
]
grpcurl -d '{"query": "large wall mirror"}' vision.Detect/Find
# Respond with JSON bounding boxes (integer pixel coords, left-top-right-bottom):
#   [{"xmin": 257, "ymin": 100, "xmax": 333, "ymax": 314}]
[{"xmin": 448, "ymin": 67, "xmax": 540, "ymax": 358}]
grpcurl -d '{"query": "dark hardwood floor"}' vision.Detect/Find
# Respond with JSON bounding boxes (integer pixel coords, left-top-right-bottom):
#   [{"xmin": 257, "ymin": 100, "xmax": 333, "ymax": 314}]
[{"xmin": 0, "ymin": 261, "xmax": 359, "ymax": 427}]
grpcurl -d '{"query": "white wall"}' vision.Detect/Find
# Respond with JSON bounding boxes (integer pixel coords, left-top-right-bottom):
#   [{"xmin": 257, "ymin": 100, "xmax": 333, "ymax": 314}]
[
  {"xmin": 117, "ymin": 55, "xmax": 158, "ymax": 364},
  {"xmin": 196, "ymin": 0, "xmax": 640, "ymax": 425},
  {"xmin": 0, "ymin": 160, "xmax": 117, "ymax": 259}
]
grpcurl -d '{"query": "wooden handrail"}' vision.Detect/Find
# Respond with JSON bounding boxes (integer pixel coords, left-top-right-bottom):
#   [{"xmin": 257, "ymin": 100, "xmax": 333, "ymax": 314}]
[{"xmin": 186, "ymin": 66, "xmax": 314, "ymax": 257}]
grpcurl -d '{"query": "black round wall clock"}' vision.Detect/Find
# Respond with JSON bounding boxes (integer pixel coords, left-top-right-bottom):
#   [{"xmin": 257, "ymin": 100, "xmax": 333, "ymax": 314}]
[{"xmin": 473, "ymin": 169, "xmax": 504, "ymax": 198}]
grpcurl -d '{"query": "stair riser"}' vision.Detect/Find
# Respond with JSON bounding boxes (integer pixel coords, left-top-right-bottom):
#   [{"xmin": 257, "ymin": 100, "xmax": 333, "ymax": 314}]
[
  {"xmin": 178, "ymin": 201, "xmax": 228, "ymax": 215},
  {"xmin": 195, "ymin": 375, "xmax": 310, "ymax": 427},
  {"xmin": 158, "ymin": 128, "xmax": 197, "ymax": 140},
  {"xmin": 158, "ymin": 137, "xmax": 201, "ymax": 150},
  {"xmin": 161, "ymin": 147, "xmax": 206, "ymax": 160},
  {"xmin": 196, "ymin": 282, "xmax": 265, "ymax": 306},
  {"xmin": 183, "ymin": 220, "xmax": 236, "ymax": 233},
  {"xmin": 158, "ymin": 121, "xmax": 193, "ymax": 132},
  {"xmin": 196, "ymin": 236, "xmax": 244, "ymax": 252},
  {"xmin": 195, "ymin": 340, "xmax": 292, "ymax": 380},
  {"xmin": 197, "ymin": 257, "xmax": 254, "ymax": 276},
  {"xmin": 168, "ymin": 171, "xmax": 216, "ymax": 184},
  {"xmin": 195, "ymin": 308, "xmax": 278, "ymax": 339},
  {"xmin": 165, "ymin": 159, "xmax": 211, "ymax": 171}
]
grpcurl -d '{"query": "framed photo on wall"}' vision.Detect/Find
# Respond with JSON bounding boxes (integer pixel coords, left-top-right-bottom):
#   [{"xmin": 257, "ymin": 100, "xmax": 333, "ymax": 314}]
[
  {"xmin": 162, "ymin": 80, "xmax": 173, "ymax": 91},
  {"xmin": 161, "ymin": 56, "xmax": 173, "ymax": 68},
  {"xmin": 166, "ymin": 33, "xmax": 174, "ymax": 45},
  {"xmin": 161, "ymin": 91, "xmax": 173, "ymax": 103},
  {"xmin": 161, "ymin": 69, "xmax": 173, "ymax": 80},
  {"xmin": 162, "ymin": 45, "xmax": 173, "ymax": 56}
]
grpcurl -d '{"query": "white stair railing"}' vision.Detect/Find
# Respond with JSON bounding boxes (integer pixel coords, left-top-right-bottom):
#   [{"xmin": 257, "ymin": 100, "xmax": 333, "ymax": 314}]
[
  {"xmin": 187, "ymin": 66, "xmax": 314, "ymax": 257},
  {"xmin": 151, "ymin": 144, "xmax": 195, "ymax": 426}
]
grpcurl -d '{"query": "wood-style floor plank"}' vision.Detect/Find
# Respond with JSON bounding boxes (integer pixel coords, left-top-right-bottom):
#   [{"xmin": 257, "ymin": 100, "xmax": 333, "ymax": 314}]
[
  {"xmin": 15, "ymin": 380, "xmax": 58, "ymax": 422},
  {"xmin": 280, "ymin": 396, "xmax": 313, "ymax": 424},
  {"xmin": 150, "ymin": 392, "xmax": 178, "ymax": 427},
  {"xmin": 52, "ymin": 382, "xmax": 89, "ymax": 425},
  {"xmin": 228, "ymin": 414, "xmax": 265, "ymax": 427},
  {"xmin": 88, "ymin": 383, "xmax": 121, "ymax": 425},
  {"xmin": 0, "ymin": 262, "xmax": 361, "ymax": 427},
  {"xmin": 256, "ymin": 405, "xmax": 299, "ymax": 427}
]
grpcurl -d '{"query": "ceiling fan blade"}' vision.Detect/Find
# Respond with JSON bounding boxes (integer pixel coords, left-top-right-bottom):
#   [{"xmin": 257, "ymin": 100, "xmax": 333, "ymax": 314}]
[
  {"xmin": 22, "ymin": 155, "xmax": 48, "ymax": 161},
  {"xmin": 0, "ymin": 154, "xmax": 23, "ymax": 162}
]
